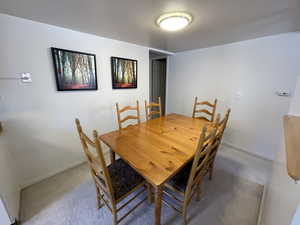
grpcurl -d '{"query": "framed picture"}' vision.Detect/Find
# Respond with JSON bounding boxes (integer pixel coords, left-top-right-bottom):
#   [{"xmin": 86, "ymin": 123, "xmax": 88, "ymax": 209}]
[
  {"xmin": 51, "ymin": 47, "xmax": 98, "ymax": 91},
  {"xmin": 111, "ymin": 57, "xmax": 137, "ymax": 89}
]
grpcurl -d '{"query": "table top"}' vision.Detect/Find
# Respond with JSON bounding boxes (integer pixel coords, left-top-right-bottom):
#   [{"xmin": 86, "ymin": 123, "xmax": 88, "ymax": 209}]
[{"xmin": 99, "ymin": 113, "xmax": 212, "ymax": 186}]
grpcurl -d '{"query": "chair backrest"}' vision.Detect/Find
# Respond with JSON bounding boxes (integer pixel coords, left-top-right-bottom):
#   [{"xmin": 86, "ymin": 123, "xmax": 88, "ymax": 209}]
[
  {"xmin": 214, "ymin": 108, "xmax": 231, "ymax": 141},
  {"xmin": 75, "ymin": 119, "xmax": 116, "ymax": 202},
  {"xmin": 192, "ymin": 97, "xmax": 217, "ymax": 122},
  {"xmin": 116, "ymin": 101, "xmax": 141, "ymax": 130},
  {"xmin": 206, "ymin": 109, "xmax": 231, "ymax": 167},
  {"xmin": 184, "ymin": 125, "xmax": 218, "ymax": 204},
  {"xmin": 145, "ymin": 97, "xmax": 162, "ymax": 121}
]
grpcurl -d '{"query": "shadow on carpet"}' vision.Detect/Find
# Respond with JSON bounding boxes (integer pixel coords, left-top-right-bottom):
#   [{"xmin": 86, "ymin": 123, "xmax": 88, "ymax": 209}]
[{"xmin": 20, "ymin": 163, "xmax": 263, "ymax": 225}]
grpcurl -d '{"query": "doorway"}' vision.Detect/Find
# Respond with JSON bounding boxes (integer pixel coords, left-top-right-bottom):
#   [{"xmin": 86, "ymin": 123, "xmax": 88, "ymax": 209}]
[{"xmin": 149, "ymin": 51, "xmax": 168, "ymax": 116}]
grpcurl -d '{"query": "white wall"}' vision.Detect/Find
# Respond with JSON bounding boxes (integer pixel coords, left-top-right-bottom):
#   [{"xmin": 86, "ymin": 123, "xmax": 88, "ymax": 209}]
[
  {"xmin": 262, "ymin": 77, "xmax": 300, "ymax": 225},
  {"xmin": 289, "ymin": 77, "xmax": 300, "ymax": 116},
  {"xmin": 0, "ymin": 134, "xmax": 20, "ymax": 222},
  {"xmin": 167, "ymin": 33, "xmax": 300, "ymax": 160},
  {"xmin": 0, "ymin": 13, "xmax": 150, "ymax": 188}
]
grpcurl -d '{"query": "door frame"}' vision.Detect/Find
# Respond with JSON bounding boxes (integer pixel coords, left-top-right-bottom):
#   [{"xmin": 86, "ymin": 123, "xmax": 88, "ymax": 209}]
[{"xmin": 149, "ymin": 56, "xmax": 168, "ymax": 115}]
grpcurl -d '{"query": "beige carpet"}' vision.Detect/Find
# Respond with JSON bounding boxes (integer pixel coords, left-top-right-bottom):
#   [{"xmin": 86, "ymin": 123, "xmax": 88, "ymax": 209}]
[{"xmin": 20, "ymin": 160, "xmax": 263, "ymax": 225}]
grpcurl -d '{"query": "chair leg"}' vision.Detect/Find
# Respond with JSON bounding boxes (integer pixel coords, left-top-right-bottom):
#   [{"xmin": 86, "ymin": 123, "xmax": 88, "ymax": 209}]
[
  {"xmin": 195, "ymin": 182, "xmax": 202, "ymax": 201},
  {"xmin": 154, "ymin": 186, "xmax": 163, "ymax": 225},
  {"xmin": 95, "ymin": 185, "xmax": 103, "ymax": 209},
  {"xmin": 182, "ymin": 206, "xmax": 188, "ymax": 225},
  {"xmin": 112, "ymin": 208, "xmax": 118, "ymax": 225},
  {"xmin": 97, "ymin": 191, "xmax": 102, "ymax": 209},
  {"xmin": 209, "ymin": 163, "xmax": 214, "ymax": 180},
  {"xmin": 146, "ymin": 183, "xmax": 153, "ymax": 204},
  {"xmin": 110, "ymin": 149, "xmax": 115, "ymax": 164}
]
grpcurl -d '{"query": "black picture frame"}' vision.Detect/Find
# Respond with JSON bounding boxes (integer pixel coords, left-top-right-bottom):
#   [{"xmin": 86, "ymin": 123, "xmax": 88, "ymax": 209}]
[
  {"xmin": 111, "ymin": 57, "xmax": 138, "ymax": 89},
  {"xmin": 51, "ymin": 47, "xmax": 98, "ymax": 91}
]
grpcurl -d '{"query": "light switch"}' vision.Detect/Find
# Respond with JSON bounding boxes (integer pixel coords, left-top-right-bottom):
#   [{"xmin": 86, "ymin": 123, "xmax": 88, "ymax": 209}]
[
  {"xmin": 233, "ymin": 91, "xmax": 243, "ymax": 101},
  {"xmin": 20, "ymin": 72, "xmax": 32, "ymax": 83}
]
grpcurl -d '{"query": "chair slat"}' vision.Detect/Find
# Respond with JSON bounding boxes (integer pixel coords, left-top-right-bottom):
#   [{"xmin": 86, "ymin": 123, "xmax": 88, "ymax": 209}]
[
  {"xmin": 163, "ymin": 189, "xmax": 183, "ymax": 203},
  {"xmin": 161, "ymin": 199, "xmax": 182, "ymax": 214},
  {"xmin": 194, "ymin": 109, "xmax": 213, "ymax": 116},
  {"xmin": 192, "ymin": 97, "xmax": 217, "ymax": 122},
  {"xmin": 146, "ymin": 103, "xmax": 160, "ymax": 108},
  {"xmin": 148, "ymin": 111, "xmax": 160, "ymax": 116},
  {"xmin": 94, "ymin": 178, "xmax": 109, "ymax": 196},
  {"xmin": 196, "ymin": 101, "xmax": 215, "ymax": 107},
  {"xmin": 117, "ymin": 187, "xmax": 146, "ymax": 212},
  {"xmin": 99, "ymin": 193, "xmax": 113, "ymax": 212},
  {"xmin": 116, "ymin": 101, "xmax": 141, "ymax": 130},
  {"xmin": 194, "ymin": 116, "xmax": 210, "ymax": 121},
  {"xmin": 164, "ymin": 183, "xmax": 184, "ymax": 196},
  {"xmin": 120, "ymin": 115, "xmax": 139, "ymax": 124},
  {"xmin": 83, "ymin": 149, "xmax": 102, "ymax": 166},
  {"xmin": 80, "ymin": 133, "xmax": 96, "ymax": 147},
  {"xmin": 119, "ymin": 105, "xmax": 138, "ymax": 113},
  {"xmin": 145, "ymin": 97, "xmax": 162, "ymax": 121},
  {"xmin": 117, "ymin": 197, "xmax": 147, "ymax": 224}
]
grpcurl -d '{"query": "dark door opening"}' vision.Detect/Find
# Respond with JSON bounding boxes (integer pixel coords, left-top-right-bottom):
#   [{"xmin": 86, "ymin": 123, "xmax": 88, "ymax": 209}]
[{"xmin": 149, "ymin": 51, "xmax": 167, "ymax": 117}]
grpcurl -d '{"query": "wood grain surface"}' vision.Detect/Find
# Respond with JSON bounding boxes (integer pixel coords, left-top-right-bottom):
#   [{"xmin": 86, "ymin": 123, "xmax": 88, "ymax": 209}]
[{"xmin": 100, "ymin": 113, "xmax": 212, "ymax": 186}]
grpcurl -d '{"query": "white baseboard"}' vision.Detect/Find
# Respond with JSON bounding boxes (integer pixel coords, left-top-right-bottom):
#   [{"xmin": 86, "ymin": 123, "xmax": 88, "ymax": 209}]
[
  {"xmin": 21, "ymin": 150, "xmax": 112, "ymax": 189},
  {"xmin": 21, "ymin": 141, "xmax": 270, "ymax": 189},
  {"xmin": 20, "ymin": 158, "xmax": 86, "ymax": 189},
  {"xmin": 222, "ymin": 142, "xmax": 273, "ymax": 163}
]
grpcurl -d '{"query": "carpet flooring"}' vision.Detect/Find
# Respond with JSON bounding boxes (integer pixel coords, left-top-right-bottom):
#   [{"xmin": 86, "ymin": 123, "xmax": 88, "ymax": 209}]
[{"xmin": 20, "ymin": 161, "xmax": 263, "ymax": 225}]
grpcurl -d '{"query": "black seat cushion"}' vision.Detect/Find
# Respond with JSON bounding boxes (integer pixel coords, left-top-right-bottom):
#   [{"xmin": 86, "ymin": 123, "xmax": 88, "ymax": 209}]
[
  {"xmin": 167, "ymin": 162, "xmax": 193, "ymax": 192},
  {"xmin": 97, "ymin": 159, "xmax": 144, "ymax": 200}
]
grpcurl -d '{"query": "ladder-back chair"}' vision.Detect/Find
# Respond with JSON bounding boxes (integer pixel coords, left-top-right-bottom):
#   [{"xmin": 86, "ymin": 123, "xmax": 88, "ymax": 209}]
[
  {"xmin": 162, "ymin": 125, "xmax": 219, "ymax": 225},
  {"xmin": 75, "ymin": 119, "xmax": 150, "ymax": 225},
  {"xmin": 192, "ymin": 97, "xmax": 217, "ymax": 122},
  {"xmin": 207, "ymin": 108, "xmax": 231, "ymax": 180},
  {"xmin": 116, "ymin": 101, "xmax": 141, "ymax": 130},
  {"xmin": 145, "ymin": 97, "xmax": 162, "ymax": 121},
  {"xmin": 113, "ymin": 101, "xmax": 141, "ymax": 162}
]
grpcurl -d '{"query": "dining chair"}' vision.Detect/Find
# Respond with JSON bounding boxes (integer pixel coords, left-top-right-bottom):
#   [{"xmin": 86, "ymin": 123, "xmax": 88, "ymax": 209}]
[
  {"xmin": 145, "ymin": 97, "xmax": 162, "ymax": 121},
  {"xmin": 113, "ymin": 101, "xmax": 141, "ymax": 162},
  {"xmin": 207, "ymin": 108, "xmax": 231, "ymax": 180},
  {"xmin": 75, "ymin": 119, "xmax": 151, "ymax": 225},
  {"xmin": 116, "ymin": 101, "xmax": 141, "ymax": 130},
  {"xmin": 192, "ymin": 97, "xmax": 217, "ymax": 122},
  {"xmin": 162, "ymin": 125, "xmax": 219, "ymax": 225}
]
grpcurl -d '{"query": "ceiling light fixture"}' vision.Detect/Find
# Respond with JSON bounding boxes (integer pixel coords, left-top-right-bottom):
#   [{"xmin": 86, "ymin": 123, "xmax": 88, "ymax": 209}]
[{"xmin": 156, "ymin": 12, "xmax": 192, "ymax": 31}]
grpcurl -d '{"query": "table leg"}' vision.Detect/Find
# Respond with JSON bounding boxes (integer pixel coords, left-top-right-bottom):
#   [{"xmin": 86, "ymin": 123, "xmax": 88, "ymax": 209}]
[
  {"xmin": 147, "ymin": 183, "xmax": 153, "ymax": 203},
  {"xmin": 154, "ymin": 186, "xmax": 162, "ymax": 225},
  {"xmin": 109, "ymin": 149, "xmax": 115, "ymax": 164}
]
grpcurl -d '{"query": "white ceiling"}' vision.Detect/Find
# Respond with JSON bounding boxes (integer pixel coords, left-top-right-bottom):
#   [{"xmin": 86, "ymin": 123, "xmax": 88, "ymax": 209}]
[{"xmin": 0, "ymin": 0, "xmax": 299, "ymax": 52}]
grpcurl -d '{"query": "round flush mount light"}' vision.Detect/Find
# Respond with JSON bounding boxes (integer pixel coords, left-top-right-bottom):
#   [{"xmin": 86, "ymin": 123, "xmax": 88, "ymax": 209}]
[{"xmin": 156, "ymin": 12, "xmax": 192, "ymax": 31}]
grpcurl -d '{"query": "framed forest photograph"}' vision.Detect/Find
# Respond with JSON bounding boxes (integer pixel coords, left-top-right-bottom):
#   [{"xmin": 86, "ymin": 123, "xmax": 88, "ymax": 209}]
[
  {"xmin": 51, "ymin": 48, "xmax": 98, "ymax": 91},
  {"xmin": 111, "ymin": 57, "xmax": 137, "ymax": 89}
]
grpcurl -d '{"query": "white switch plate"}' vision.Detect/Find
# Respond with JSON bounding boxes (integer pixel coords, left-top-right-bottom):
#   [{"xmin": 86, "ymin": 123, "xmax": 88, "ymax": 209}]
[
  {"xmin": 233, "ymin": 91, "xmax": 243, "ymax": 101},
  {"xmin": 20, "ymin": 72, "xmax": 32, "ymax": 83},
  {"xmin": 276, "ymin": 91, "xmax": 290, "ymax": 97}
]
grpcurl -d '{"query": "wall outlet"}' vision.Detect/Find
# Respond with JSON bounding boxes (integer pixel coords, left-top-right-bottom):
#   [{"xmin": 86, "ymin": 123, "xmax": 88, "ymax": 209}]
[
  {"xmin": 20, "ymin": 73, "xmax": 32, "ymax": 83},
  {"xmin": 276, "ymin": 91, "xmax": 290, "ymax": 97},
  {"xmin": 233, "ymin": 91, "xmax": 243, "ymax": 101}
]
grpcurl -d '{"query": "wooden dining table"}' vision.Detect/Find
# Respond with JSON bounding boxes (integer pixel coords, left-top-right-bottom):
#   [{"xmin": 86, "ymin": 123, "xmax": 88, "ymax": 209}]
[{"xmin": 99, "ymin": 113, "xmax": 213, "ymax": 225}]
